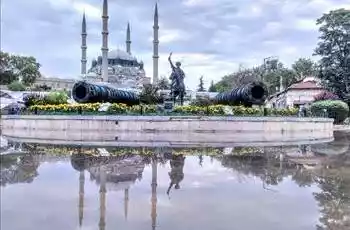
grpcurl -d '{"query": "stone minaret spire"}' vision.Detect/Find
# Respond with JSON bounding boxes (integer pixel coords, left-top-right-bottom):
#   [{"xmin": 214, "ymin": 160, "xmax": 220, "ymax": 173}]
[
  {"xmin": 81, "ymin": 12, "xmax": 87, "ymax": 75},
  {"xmin": 101, "ymin": 0, "xmax": 109, "ymax": 82},
  {"xmin": 126, "ymin": 22, "xmax": 131, "ymax": 54},
  {"xmin": 152, "ymin": 3, "xmax": 159, "ymax": 84}
]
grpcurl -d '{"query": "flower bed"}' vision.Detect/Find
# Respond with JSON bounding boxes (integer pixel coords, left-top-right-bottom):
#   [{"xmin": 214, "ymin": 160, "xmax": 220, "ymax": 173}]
[{"xmin": 28, "ymin": 103, "xmax": 299, "ymax": 117}]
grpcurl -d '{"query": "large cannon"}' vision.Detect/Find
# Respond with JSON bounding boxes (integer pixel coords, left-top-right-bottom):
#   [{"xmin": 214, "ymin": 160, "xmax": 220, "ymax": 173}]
[
  {"xmin": 215, "ymin": 82, "xmax": 268, "ymax": 106},
  {"xmin": 72, "ymin": 81, "xmax": 139, "ymax": 105}
]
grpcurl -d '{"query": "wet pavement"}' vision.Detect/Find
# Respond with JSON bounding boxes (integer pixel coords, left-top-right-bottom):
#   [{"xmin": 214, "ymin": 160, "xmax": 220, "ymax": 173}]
[{"xmin": 0, "ymin": 132, "xmax": 349, "ymax": 230}]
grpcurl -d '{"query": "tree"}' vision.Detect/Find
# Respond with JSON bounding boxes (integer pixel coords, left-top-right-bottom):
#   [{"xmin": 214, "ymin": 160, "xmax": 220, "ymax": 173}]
[
  {"xmin": 214, "ymin": 59, "xmax": 299, "ymax": 94},
  {"xmin": 214, "ymin": 67, "xmax": 262, "ymax": 93},
  {"xmin": 314, "ymin": 8, "xmax": 350, "ymax": 102},
  {"xmin": 139, "ymin": 84, "xmax": 161, "ymax": 104},
  {"xmin": 292, "ymin": 58, "xmax": 317, "ymax": 79},
  {"xmin": 157, "ymin": 76, "xmax": 170, "ymax": 90},
  {"xmin": 7, "ymin": 81, "xmax": 26, "ymax": 91},
  {"xmin": 0, "ymin": 51, "xmax": 41, "ymax": 86},
  {"xmin": 198, "ymin": 76, "xmax": 205, "ymax": 92},
  {"xmin": 208, "ymin": 80, "xmax": 217, "ymax": 92}
]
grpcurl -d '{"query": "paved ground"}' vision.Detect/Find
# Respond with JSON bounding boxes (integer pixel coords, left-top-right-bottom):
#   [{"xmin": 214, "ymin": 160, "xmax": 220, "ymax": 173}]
[{"xmin": 334, "ymin": 125, "xmax": 350, "ymax": 132}]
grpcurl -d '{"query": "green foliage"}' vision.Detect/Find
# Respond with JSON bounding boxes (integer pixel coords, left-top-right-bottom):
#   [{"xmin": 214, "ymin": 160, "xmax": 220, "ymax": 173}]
[
  {"xmin": 292, "ymin": 58, "xmax": 317, "ymax": 79},
  {"xmin": 23, "ymin": 91, "xmax": 68, "ymax": 107},
  {"xmin": 208, "ymin": 80, "xmax": 217, "ymax": 92},
  {"xmin": 314, "ymin": 9, "xmax": 350, "ymax": 101},
  {"xmin": 198, "ymin": 76, "xmax": 206, "ymax": 92},
  {"xmin": 0, "ymin": 51, "xmax": 41, "ymax": 86},
  {"xmin": 190, "ymin": 96, "xmax": 213, "ymax": 106},
  {"xmin": 157, "ymin": 76, "xmax": 170, "ymax": 90},
  {"xmin": 310, "ymin": 100, "xmax": 349, "ymax": 124},
  {"xmin": 214, "ymin": 67, "xmax": 262, "ymax": 93},
  {"xmin": 7, "ymin": 81, "xmax": 26, "ymax": 91},
  {"xmin": 139, "ymin": 84, "xmax": 162, "ymax": 104},
  {"xmin": 29, "ymin": 103, "xmax": 299, "ymax": 117},
  {"xmin": 46, "ymin": 91, "xmax": 69, "ymax": 105},
  {"xmin": 214, "ymin": 60, "xmax": 301, "ymax": 95}
]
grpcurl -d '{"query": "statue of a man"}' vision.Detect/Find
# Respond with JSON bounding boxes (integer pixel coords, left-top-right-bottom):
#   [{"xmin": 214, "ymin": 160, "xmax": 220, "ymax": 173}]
[{"xmin": 168, "ymin": 52, "xmax": 185, "ymax": 91}]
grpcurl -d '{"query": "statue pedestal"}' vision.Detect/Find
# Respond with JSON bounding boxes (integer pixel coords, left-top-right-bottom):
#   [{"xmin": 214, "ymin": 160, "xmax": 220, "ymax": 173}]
[{"xmin": 164, "ymin": 100, "xmax": 174, "ymax": 113}]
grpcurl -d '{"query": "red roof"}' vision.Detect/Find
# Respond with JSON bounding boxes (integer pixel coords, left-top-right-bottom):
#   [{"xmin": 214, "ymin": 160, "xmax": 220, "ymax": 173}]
[{"xmin": 289, "ymin": 80, "xmax": 323, "ymax": 90}]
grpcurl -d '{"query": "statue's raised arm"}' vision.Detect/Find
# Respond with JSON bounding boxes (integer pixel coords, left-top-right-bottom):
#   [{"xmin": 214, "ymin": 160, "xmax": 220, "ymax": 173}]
[{"xmin": 168, "ymin": 52, "xmax": 175, "ymax": 71}]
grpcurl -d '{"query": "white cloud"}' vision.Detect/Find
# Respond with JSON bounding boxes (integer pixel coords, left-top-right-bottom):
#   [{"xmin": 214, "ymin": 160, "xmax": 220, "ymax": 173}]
[
  {"xmin": 2, "ymin": 0, "xmax": 349, "ymax": 90},
  {"xmin": 148, "ymin": 28, "xmax": 191, "ymax": 44},
  {"xmin": 73, "ymin": 2, "xmax": 102, "ymax": 19},
  {"xmin": 294, "ymin": 19, "xmax": 318, "ymax": 31}
]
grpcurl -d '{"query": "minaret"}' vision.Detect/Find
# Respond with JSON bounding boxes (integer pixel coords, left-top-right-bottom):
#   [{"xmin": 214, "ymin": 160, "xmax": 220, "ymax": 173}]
[
  {"xmin": 151, "ymin": 157, "xmax": 158, "ymax": 230},
  {"xmin": 101, "ymin": 0, "xmax": 109, "ymax": 82},
  {"xmin": 152, "ymin": 3, "xmax": 159, "ymax": 84},
  {"xmin": 126, "ymin": 23, "xmax": 131, "ymax": 54},
  {"xmin": 78, "ymin": 171, "xmax": 85, "ymax": 227},
  {"xmin": 81, "ymin": 12, "xmax": 87, "ymax": 75}
]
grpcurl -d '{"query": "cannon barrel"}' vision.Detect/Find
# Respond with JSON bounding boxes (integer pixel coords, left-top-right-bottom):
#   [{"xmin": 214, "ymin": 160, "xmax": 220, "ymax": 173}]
[
  {"xmin": 72, "ymin": 81, "xmax": 139, "ymax": 105},
  {"xmin": 215, "ymin": 82, "xmax": 268, "ymax": 106}
]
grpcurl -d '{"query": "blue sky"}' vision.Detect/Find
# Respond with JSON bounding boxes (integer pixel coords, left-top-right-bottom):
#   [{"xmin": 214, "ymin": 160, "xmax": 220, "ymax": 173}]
[{"xmin": 1, "ymin": 0, "xmax": 349, "ymax": 89}]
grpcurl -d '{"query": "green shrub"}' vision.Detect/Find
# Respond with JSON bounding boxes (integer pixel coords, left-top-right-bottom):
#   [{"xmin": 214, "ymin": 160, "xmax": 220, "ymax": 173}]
[
  {"xmin": 45, "ymin": 91, "xmax": 68, "ymax": 105},
  {"xmin": 28, "ymin": 103, "xmax": 302, "ymax": 117},
  {"xmin": 8, "ymin": 81, "xmax": 25, "ymax": 91},
  {"xmin": 23, "ymin": 91, "xmax": 68, "ymax": 107},
  {"xmin": 310, "ymin": 100, "xmax": 349, "ymax": 124}
]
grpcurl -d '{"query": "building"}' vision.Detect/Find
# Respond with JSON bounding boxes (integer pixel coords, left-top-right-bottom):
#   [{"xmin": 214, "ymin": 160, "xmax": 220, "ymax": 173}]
[
  {"xmin": 33, "ymin": 0, "xmax": 159, "ymax": 92},
  {"xmin": 80, "ymin": 0, "xmax": 157, "ymax": 89},
  {"xmin": 33, "ymin": 77, "xmax": 76, "ymax": 91},
  {"xmin": 267, "ymin": 77, "xmax": 324, "ymax": 108}
]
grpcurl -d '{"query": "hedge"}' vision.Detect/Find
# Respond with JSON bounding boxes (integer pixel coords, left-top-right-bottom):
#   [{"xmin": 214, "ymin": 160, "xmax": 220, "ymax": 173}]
[
  {"xmin": 310, "ymin": 100, "xmax": 349, "ymax": 124},
  {"xmin": 29, "ymin": 103, "xmax": 299, "ymax": 116},
  {"xmin": 23, "ymin": 91, "xmax": 68, "ymax": 107}
]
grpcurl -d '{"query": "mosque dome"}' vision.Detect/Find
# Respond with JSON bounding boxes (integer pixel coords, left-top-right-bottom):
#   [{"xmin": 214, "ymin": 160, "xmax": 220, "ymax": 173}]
[{"xmin": 108, "ymin": 49, "xmax": 136, "ymax": 61}]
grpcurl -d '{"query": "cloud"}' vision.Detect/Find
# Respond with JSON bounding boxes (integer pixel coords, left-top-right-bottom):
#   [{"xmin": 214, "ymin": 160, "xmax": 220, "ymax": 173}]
[{"xmin": 1, "ymin": 0, "xmax": 349, "ymax": 89}]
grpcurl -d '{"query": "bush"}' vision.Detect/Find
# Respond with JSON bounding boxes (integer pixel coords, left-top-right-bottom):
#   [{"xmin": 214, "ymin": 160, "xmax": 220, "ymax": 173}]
[
  {"xmin": 23, "ymin": 93, "xmax": 46, "ymax": 107},
  {"xmin": 190, "ymin": 96, "xmax": 214, "ymax": 106},
  {"xmin": 314, "ymin": 91, "xmax": 339, "ymax": 102},
  {"xmin": 23, "ymin": 91, "xmax": 68, "ymax": 107},
  {"xmin": 46, "ymin": 91, "xmax": 68, "ymax": 105},
  {"xmin": 8, "ymin": 81, "xmax": 25, "ymax": 91},
  {"xmin": 310, "ymin": 100, "xmax": 349, "ymax": 124},
  {"xmin": 29, "ymin": 103, "xmax": 301, "ymax": 117}
]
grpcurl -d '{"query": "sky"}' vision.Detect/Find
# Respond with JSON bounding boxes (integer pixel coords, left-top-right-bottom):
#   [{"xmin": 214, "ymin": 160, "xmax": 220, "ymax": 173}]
[{"xmin": 1, "ymin": 0, "xmax": 350, "ymax": 90}]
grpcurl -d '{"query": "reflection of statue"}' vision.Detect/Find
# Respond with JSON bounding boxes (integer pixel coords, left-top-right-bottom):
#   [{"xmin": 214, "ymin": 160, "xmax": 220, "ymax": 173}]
[
  {"xmin": 168, "ymin": 52, "xmax": 186, "ymax": 105},
  {"xmin": 167, "ymin": 154, "xmax": 185, "ymax": 195}
]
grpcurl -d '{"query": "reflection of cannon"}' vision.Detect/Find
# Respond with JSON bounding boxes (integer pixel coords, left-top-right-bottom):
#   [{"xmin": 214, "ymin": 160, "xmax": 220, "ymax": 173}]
[
  {"xmin": 215, "ymin": 82, "xmax": 268, "ymax": 106},
  {"xmin": 72, "ymin": 81, "xmax": 139, "ymax": 105}
]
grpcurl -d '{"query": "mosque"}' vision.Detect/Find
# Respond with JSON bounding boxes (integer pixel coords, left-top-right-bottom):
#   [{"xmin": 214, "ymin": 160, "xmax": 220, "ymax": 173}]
[{"xmin": 34, "ymin": 0, "xmax": 159, "ymax": 91}]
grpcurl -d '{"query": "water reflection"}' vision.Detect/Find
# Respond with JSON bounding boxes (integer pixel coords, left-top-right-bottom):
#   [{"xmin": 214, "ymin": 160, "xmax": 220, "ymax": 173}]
[{"xmin": 0, "ymin": 133, "xmax": 349, "ymax": 230}]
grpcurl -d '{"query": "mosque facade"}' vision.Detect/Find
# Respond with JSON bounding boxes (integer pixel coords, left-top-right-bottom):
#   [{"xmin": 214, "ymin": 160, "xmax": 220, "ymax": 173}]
[
  {"xmin": 33, "ymin": 0, "xmax": 159, "ymax": 91},
  {"xmin": 80, "ymin": 0, "xmax": 159, "ymax": 89}
]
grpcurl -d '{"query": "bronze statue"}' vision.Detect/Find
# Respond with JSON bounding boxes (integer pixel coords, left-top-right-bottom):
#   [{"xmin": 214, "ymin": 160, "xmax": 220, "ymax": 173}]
[{"xmin": 168, "ymin": 52, "xmax": 186, "ymax": 105}]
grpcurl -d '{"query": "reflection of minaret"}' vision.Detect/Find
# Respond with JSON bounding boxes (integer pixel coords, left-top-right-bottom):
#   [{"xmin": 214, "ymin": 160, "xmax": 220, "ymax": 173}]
[
  {"xmin": 152, "ymin": 3, "xmax": 159, "ymax": 84},
  {"xmin": 126, "ymin": 23, "xmax": 131, "ymax": 54},
  {"xmin": 124, "ymin": 188, "xmax": 129, "ymax": 220},
  {"xmin": 151, "ymin": 158, "xmax": 158, "ymax": 230},
  {"xmin": 99, "ymin": 166, "xmax": 107, "ymax": 230},
  {"xmin": 81, "ymin": 12, "xmax": 87, "ymax": 75},
  {"xmin": 101, "ymin": 0, "xmax": 109, "ymax": 82},
  {"xmin": 78, "ymin": 171, "xmax": 85, "ymax": 227}
]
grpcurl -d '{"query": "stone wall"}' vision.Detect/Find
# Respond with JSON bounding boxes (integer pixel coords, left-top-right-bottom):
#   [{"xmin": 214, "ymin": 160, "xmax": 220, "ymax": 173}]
[{"xmin": 1, "ymin": 115, "xmax": 334, "ymax": 147}]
